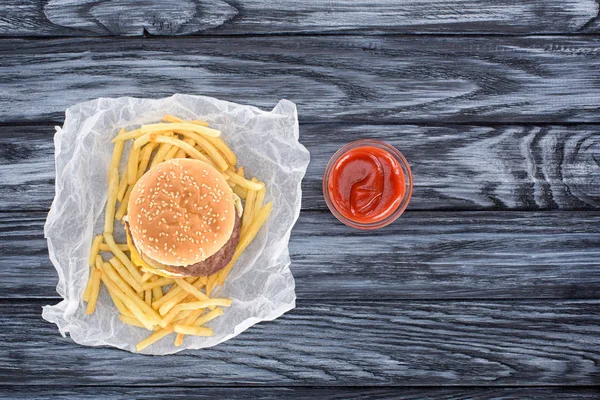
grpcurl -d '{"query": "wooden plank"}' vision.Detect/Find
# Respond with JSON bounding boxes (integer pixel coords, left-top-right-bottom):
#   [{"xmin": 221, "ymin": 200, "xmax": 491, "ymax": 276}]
[
  {"xmin": 2, "ymin": 37, "xmax": 600, "ymax": 124},
  {"xmin": 2, "ymin": 124, "xmax": 599, "ymax": 213},
  {"xmin": 0, "ymin": 0, "xmax": 598, "ymax": 36},
  {"xmin": 2, "ymin": 211, "xmax": 599, "ymax": 300},
  {"xmin": 1, "ymin": 299, "xmax": 598, "ymax": 385},
  {"xmin": 1, "ymin": 386, "xmax": 599, "ymax": 399}
]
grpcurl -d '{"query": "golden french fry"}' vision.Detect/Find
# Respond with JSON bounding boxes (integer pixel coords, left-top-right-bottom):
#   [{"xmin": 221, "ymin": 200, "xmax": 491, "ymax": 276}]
[
  {"xmin": 232, "ymin": 184, "xmax": 247, "ymax": 199},
  {"xmin": 152, "ymin": 286, "xmax": 163, "ymax": 301},
  {"xmin": 149, "ymin": 140, "xmax": 173, "ymax": 168},
  {"xmin": 175, "ymin": 279, "xmax": 210, "ymax": 301},
  {"xmin": 89, "ymin": 235, "xmax": 103, "ymax": 267},
  {"xmin": 109, "ymin": 133, "xmax": 125, "ymax": 172},
  {"xmin": 104, "ymin": 168, "xmax": 119, "ymax": 234},
  {"xmin": 153, "ymin": 277, "xmax": 202, "ymax": 311},
  {"xmin": 112, "ymin": 128, "xmax": 142, "ymax": 142},
  {"xmin": 205, "ymin": 136, "xmax": 237, "ymax": 166},
  {"xmin": 241, "ymin": 184, "xmax": 257, "ymax": 237},
  {"xmin": 190, "ymin": 134, "xmax": 228, "ymax": 171},
  {"xmin": 99, "ymin": 243, "xmax": 129, "ymax": 252},
  {"xmin": 100, "ymin": 267, "xmax": 158, "ymax": 331},
  {"xmin": 119, "ymin": 314, "xmax": 147, "ymax": 329},
  {"xmin": 206, "ymin": 273, "xmax": 218, "ymax": 296},
  {"xmin": 105, "ymin": 267, "xmax": 135, "ymax": 318},
  {"xmin": 116, "ymin": 170, "xmax": 129, "ymax": 202},
  {"xmin": 137, "ymin": 142, "xmax": 158, "ymax": 179},
  {"xmin": 218, "ymin": 202, "xmax": 272, "ymax": 284},
  {"xmin": 141, "ymin": 122, "xmax": 220, "ymax": 138},
  {"xmin": 85, "ymin": 268, "xmax": 102, "ymax": 315},
  {"xmin": 225, "ymin": 169, "xmax": 264, "ymax": 191},
  {"xmin": 141, "ymin": 272, "xmax": 154, "ymax": 283},
  {"xmin": 164, "ymin": 143, "xmax": 181, "ymax": 160},
  {"xmin": 84, "ymin": 255, "xmax": 104, "ymax": 302},
  {"xmin": 193, "ymin": 307, "xmax": 223, "ymax": 327},
  {"xmin": 115, "ymin": 186, "xmax": 133, "ymax": 221},
  {"xmin": 145, "ymin": 290, "xmax": 152, "ymax": 305},
  {"xmin": 174, "ymin": 308, "xmax": 205, "ymax": 346},
  {"xmin": 160, "ymin": 298, "xmax": 232, "ymax": 328},
  {"xmin": 162, "ymin": 114, "xmax": 210, "ymax": 127},
  {"xmin": 174, "ymin": 137, "xmax": 195, "ymax": 159},
  {"xmin": 254, "ymin": 183, "xmax": 266, "ymax": 220},
  {"xmin": 127, "ymin": 145, "xmax": 140, "ymax": 185},
  {"xmin": 104, "ymin": 234, "xmax": 144, "ymax": 284},
  {"xmin": 100, "ymin": 261, "xmax": 161, "ymax": 323},
  {"xmin": 108, "ymin": 256, "xmax": 144, "ymax": 293},
  {"xmin": 142, "ymin": 278, "xmax": 174, "ymax": 291},
  {"xmin": 136, "ymin": 326, "xmax": 174, "ymax": 352},
  {"xmin": 148, "ymin": 136, "xmax": 212, "ymax": 165},
  {"xmin": 173, "ymin": 325, "xmax": 213, "ymax": 336}
]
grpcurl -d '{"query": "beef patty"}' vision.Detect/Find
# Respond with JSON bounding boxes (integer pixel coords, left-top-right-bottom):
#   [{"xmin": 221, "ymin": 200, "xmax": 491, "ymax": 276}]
[{"xmin": 126, "ymin": 212, "xmax": 241, "ymax": 277}]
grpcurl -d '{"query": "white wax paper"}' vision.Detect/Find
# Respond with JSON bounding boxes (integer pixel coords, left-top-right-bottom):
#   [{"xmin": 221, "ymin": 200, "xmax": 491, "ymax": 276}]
[{"xmin": 42, "ymin": 94, "xmax": 309, "ymax": 354}]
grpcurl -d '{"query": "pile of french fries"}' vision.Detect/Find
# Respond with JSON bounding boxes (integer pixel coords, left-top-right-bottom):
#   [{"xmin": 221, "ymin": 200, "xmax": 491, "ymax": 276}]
[{"xmin": 83, "ymin": 114, "xmax": 272, "ymax": 352}]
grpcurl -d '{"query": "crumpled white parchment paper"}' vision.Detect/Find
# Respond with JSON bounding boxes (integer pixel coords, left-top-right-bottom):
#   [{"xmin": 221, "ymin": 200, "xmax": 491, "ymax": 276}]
[{"xmin": 42, "ymin": 94, "xmax": 310, "ymax": 354}]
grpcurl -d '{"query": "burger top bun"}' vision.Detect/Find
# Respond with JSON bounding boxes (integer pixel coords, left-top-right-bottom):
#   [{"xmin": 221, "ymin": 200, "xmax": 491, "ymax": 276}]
[{"xmin": 127, "ymin": 158, "xmax": 236, "ymax": 267}]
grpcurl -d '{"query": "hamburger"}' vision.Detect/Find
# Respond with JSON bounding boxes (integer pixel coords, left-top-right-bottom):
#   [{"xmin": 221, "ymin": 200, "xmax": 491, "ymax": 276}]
[{"xmin": 124, "ymin": 158, "xmax": 243, "ymax": 277}]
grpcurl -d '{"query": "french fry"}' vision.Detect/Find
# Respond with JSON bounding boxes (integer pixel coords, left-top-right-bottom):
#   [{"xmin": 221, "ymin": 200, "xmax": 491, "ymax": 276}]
[
  {"xmin": 232, "ymin": 184, "xmax": 247, "ymax": 200},
  {"xmin": 104, "ymin": 168, "xmax": 119, "ymax": 234},
  {"xmin": 105, "ymin": 282, "xmax": 135, "ymax": 317},
  {"xmin": 104, "ymin": 234, "xmax": 144, "ymax": 285},
  {"xmin": 149, "ymin": 140, "xmax": 173, "ymax": 168},
  {"xmin": 191, "ymin": 134, "xmax": 228, "ymax": 171},
  {"xmin": 225, "ymin": 169, "xmax": 264, "ymax": 191},
  {"xmin": 116, "ymin": 170, "xmax": 129, "ymax": 202},
  {"xmin": 174, "ymin": 308, "xmax": 205, "ymax": 346},
  {"xmin": 175, "ymin": 279, "xmax": 210, "ymax": 301},
  {"xmin": 149, "ymin": 136, "xmax": 211, "ymax": 165},
  {"xmin": 109, "ymin": 131, "xmax": 126, "ymax": 172},
  {"xmin": 100, "ymin": 270, "xmax": 160, "ymax": 330},
  {"xmin": 99, "ymin": 243, "xmax": 130, "ymax": 252},
  {"xmin": 192, "ymin": 307, "xmax": 224, "ymax": 327},
  {"xmin": 85, "ymin": 268, "xmax": 102, "ymax": 315},
  {"xmin": 137, "ymin": 142, "xmax": 157, "ymax": 179},
  {"xmin": 89, "ymin": 235, "xmax": 103, "ymax": 267},
  {"xmin": 205, "ymin": 136, "xmax": 237, "ymax": 166},
  {"xmin": 241, "ymin": 183, "xmax": 257, "ymax": 237},
  {"xmin": 83, "ymin": 254, "xmax": 103, "ymax": 302},
  {"xmin": 206, "ymin": 273, "xmax": 218, "ymax": 296},
  {"xmin": 152, "ymin": 276, "xmax": 199, "ymax": 310},
  {"xmin": 162, "ymin": 114, "xmax": 210, "ymax": 126},
  {"xmin": 119, "ymin": 314, "xmax": 147, "ymax": 329},
  {"xmin": 108, "ymin": 256, "xmax": 144, "ymax": 293},
  {"xmin": 164, "ymin": 143, "xmax": 180, "ymax": 160},
  {"xmin": 158, "ymin": 291, "xmax": 191, "ymax": 316},
  {"xmin": 254, "ymin": 183, "xmax": 267, "ymax": 220},
  {"xmin": 136, "ymin": 326, "xmax": 174, "ymax": 352},
  {"xmin": 218, "ymin": 202, "xmax": 272, "ymax": 284},
  {"xmin": 127, "ymin": 144, "xmax": 140, "ymax": 185},
  {"xmin": 115, "ymin": 186, "xmax": 133, "ymax": 221},
  {"xmin": 152, "ymin": 285, "xmax": 163, "ymax": 301},
  {"xmin": 173, "ymin": 325, "xmax": 213, "ymax": 336},
  {"xmin": 112, "ymin": 128, "xmax": 142, "ymax": 142},
  {"xmin": 141, "ymin": 271, "xmax": 154, "ymax": 283},
  {"xmin": 159, "ymin": 298, "xmax": 232, "ymax": 328},
  {"xmin": 142, "ymin": 277, "xmax": 174, "ymax": 291},
  {"xmin": 174, "ymin": 137, "xmax": 195, "ymax": 159},
  {"xmin": 141, "ymin": 122, "xmax": 220, "ymax": 138},
  {"xmin": 145, "ymin": 290, "xmax": 152, "ymax": 305}
]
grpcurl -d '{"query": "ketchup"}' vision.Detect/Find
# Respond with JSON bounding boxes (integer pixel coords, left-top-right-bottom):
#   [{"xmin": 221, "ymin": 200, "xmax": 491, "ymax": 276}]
[{"xmin": 327, "ymin": 145, "xmax": 406, "ymax": 224}]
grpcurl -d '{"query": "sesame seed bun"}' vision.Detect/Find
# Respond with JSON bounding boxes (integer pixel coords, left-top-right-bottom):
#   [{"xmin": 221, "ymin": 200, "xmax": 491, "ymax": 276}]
[{"xmin": 127, "ymin": 158, "xmax": 236, "ymax": 267}]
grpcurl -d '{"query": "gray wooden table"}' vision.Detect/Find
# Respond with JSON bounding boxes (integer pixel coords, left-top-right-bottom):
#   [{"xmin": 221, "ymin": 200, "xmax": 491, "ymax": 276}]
[{"xmin": 1, "ymin": 1, "xmax": 600, "ymax": 399}]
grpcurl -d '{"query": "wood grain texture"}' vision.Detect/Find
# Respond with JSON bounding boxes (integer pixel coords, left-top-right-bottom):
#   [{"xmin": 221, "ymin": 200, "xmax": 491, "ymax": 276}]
[
  {"xmin": 1, "ymin": 299, "xmax": 599, "ymax": 386},
  {"xmin": 2, "ymin": 211, "xmax": 599, "ymax": 300},
  {"xmin": 0, "ymin": 0, "xmax": 598, "ymax": 36},
  {"xmin": 2, "ymin": 36, "xmax": 600, "ymax": 124},
  {"xmin": 1, "ymin": 386, "xmax": 599, "ymax": 399},
  {"xmin": 2, "ymin": 124, "xmax": 599, "ymax": 213}
]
